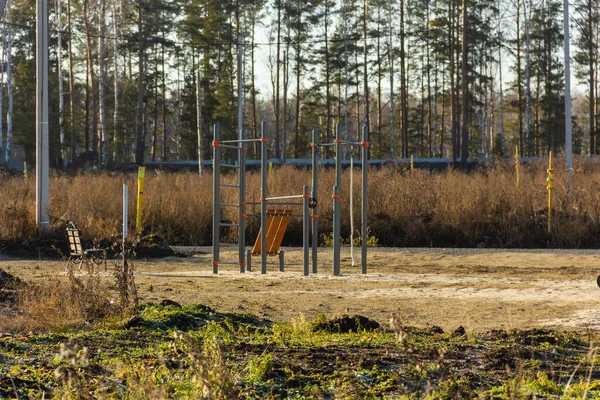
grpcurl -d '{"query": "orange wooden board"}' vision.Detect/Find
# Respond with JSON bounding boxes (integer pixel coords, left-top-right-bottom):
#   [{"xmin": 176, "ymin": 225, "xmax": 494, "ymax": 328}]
[{"xmin": 251, "ymin": 210, "xmax": 292, "ymax": 256}]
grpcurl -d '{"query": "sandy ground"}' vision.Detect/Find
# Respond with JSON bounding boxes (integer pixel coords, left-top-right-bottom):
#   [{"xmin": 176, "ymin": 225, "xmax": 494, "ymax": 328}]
[{"xmin": 2, "ymin": 247, "xmax": 600, "ymax": 333}]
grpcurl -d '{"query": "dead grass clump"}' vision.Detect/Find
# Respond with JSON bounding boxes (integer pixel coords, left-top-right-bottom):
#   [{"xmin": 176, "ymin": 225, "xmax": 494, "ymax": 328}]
[{"xmin": 15, "ymin": 272, "xmax": 115, "ymax": 331}]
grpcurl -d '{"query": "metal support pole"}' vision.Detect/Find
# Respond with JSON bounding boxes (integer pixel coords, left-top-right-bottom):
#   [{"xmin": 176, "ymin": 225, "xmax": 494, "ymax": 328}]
[
  {"xmin": 136, "ymin": 166, "xmax": 145, "ymax": 234},
  {"xmin": 311, "ymin": 129, "xmax": 319, "ymax": 274},
  {"xmin": 261, "ymin": 121, "xmax": 268, "ymax": 274},
  {"xmin": 547, "ymin": 151, "xmax": 554, "ymax": 236},
  {"xmin": 36, "ymin": 0, "xmax": 50, "ymax": 235},
  {"xmin": 279, "ymin": 250, "xmax": 285, "ymax": 272},
  {"xmin": 123, "ymin": 184, "xmax": 128, "ymax": 239},
  {"xmin": 303, "ymin": 185, "xmax": 310, "ymax": 276},
  {"xmin": 239, "ymin": 128, "xmax": 246, "ymax": 273},
  {"xmin": 246, "ymin": 249, "xmax": 251, "ymax": 272},
  {"xmin": 333, "ymin": 123, "xmax": 342, "ymax": 276},
  {"xmin": 333, "ymin": 184, "xmax": 341, "ymax": 276},
  {"xmin": 212, "ymin": 124, "xmax": 220, "ymax": 274},
  {"xmin": 361, "ymin": 124, "xmax": 369, "ymax": 274}
]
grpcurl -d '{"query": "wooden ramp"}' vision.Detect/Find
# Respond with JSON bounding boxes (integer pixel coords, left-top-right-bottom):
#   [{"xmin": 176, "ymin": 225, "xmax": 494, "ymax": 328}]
[{"xmin": 251, "ymin": 210, "xmax": 292, "ymax": 256}]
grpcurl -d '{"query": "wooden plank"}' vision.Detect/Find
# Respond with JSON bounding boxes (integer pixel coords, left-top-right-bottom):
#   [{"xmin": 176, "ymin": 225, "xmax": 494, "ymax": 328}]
[{"xmin": 251, "ymin": 210, "xmax": 292, "ymax": 256}]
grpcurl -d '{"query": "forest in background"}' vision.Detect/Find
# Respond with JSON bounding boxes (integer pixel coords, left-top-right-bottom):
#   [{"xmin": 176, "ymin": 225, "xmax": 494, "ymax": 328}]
[{"xmin": 0, "ymin": 0, "xmax": 597, "ymax": 168}]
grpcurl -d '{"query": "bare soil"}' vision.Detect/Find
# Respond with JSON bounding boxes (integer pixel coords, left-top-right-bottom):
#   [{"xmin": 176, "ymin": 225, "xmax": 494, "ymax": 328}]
[{"xmin": 2, "ymin": 248, "xmax": 600, "ymax": 332}]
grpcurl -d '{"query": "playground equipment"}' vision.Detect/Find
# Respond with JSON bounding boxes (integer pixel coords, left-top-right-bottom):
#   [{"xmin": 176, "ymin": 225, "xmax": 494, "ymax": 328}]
[
  {"xmin": 212, "ymin": 121, "xmax": 313, "ymax": 275},
  {"xmin": 320, "ymin": 123, "xmax": 369, "ymax": 275},
  {"xmin": 212, "ymin": 120, "xmax": 369, "ymax": 276}
]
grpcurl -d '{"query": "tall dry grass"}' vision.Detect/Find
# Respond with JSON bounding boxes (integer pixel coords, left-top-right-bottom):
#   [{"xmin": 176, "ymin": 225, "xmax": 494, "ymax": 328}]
[{"xmin": 2, "ymin": 157, "xmax": 600, "ymax": 248}]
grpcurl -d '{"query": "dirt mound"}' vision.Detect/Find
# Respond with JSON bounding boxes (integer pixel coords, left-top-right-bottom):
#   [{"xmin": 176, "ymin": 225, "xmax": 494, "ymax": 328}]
[
  {"xmin": 312, "ymin": 315, "xmax": 381, "ymax": 333},
  {"xmin": 0, "ymin": 268, "xmax": 25, "ymax": 290}
]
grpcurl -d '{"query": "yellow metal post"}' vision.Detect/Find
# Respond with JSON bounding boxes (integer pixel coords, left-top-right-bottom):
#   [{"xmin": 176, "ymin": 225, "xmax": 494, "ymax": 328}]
[
  {"xmin": 546, "ymin": 152, "xmax": 554, "ymax": 234},
  {"xmin": 136, "ymin": 166, "xmax": 146, "ymax": 234},
  {"xmin": 515, "ymin": 146, "xmax": 520, "ymax": 186}
]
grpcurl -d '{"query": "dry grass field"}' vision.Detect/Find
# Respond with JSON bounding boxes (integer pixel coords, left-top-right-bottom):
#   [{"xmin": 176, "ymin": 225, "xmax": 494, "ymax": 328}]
[{"xmin": 3, "ymin": 156, "xmax": 600, "ymax": 250}]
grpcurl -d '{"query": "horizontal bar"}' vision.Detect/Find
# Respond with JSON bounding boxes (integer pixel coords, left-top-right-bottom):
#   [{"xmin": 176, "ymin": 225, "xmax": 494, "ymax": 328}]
[
  {"xmin": 266, "ymin": 195, "xmax": 304, "ymax": 200},
  {"xmin": 219, "ymin": 223, "xmax": 239, "ymax": 227},
  {"xmin": 319, "ymin": 143, "xmax": 336, "ymax": 147},
  {"xmin": 245, "ymin": 201, "xmax": 261, "ymax": 205},
  {"xmin": 220, "ymin": 183, "xmax": 240, "ymax": 188},
  {"xmin": 220, "ymin": 138, "xmax": 264, "ymax": 144},
  {"xmin": 217, "ymin": 261, "xmax": 241, "ymax": 265},
  {"xmin": 219, "ymin": 144, "xmax": 240, "ymax": 150},
  {"xmin": 264, "ymin": 201, "xmax": 303, "ymax": 206},
  {"xmin": 220, "ymin": 203, "xmax": 239, "ymax": 207},
  {"xmin": 341, "ymin": 140, "xmax": 363, "ymax": 146}
]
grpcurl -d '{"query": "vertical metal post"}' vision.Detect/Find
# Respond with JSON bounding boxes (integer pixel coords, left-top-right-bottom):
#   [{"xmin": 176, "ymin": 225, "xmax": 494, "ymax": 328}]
[
  {"xmin": 279, "ymin": 250, "xmax": 285, "ymax": 271},
  {"xmin": 311, "ymin": 129, "xmax": 319, "ymax": 274},
  {"xmin": 333, "ymin": 185, "xmax": 341, "ymax": 276},
  {"xmin": 123, "ymin": 184, "xmax": 128, "ymax": 239},
  {"xmin": 333, "ymin": 124, "xmax": 342, "ymax": 275},
  {"xmin": 261, "ymin": 121, "xmax": 268, "ymax": 274},
  {"xmin": 547, "ymin": 151, "xmax": 554, "ymax": 235},
  {"xmin": 136, "ymin": 166, "xmax": 145, "ymax": 234},
  {"xmin": 246, "ymin": 249, "xmax": 252, "ymax": 272},
  {"xmin": 239, "ymin": 128, "xmax": 246, "ymax": 273},
  {"xmin": 362, "ymin": 124, "xmax": 369, "ymax": 274},
  {"xmin": 212, "ymin": 124, "xmax": 220, "ymax": 274},
  {"xmin": 36, "ymin": 0, "xmax": 50, "ymax": 235},
  {"xmin": 303, "ymin": 185, "xmax": 310, "ymax": 276}
]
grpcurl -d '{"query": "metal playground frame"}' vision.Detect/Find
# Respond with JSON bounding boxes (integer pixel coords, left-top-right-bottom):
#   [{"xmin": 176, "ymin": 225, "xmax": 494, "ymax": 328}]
[{"xmin": 212, "ymin": 120, "xmax": 369, "ymax": 276}]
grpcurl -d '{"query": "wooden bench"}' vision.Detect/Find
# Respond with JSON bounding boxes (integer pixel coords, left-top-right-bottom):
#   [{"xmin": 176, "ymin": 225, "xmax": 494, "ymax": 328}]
[{"xmin": 66, "ymin": 222, "xmax": 107, "ymax": 272}]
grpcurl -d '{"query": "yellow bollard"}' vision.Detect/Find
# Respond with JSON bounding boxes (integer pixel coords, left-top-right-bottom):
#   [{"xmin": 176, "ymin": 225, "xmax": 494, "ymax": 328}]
[
  {"xmin": 515, "ymin": 146, "xmax": 520, "ymax": 187},
  {"xmin": 136, "ymin": 166, "xmax": 146, "ymax": 234},
  {"xmin": 410, "ymin": 154, "xmax": 414, "ymax": 171},
  {"xmin": 547, "ymin": 151, "xmax": 554, "ymax": 234}
]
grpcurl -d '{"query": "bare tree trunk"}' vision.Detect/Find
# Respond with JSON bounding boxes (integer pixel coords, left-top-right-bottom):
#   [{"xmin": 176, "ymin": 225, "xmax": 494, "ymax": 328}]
[
  {"xmin": 151, "ymin": 46, "xmax": 158, "ymax": 161},
  {"xmin": 135, "ymin": 0, "xmax": 145, "ymax": 164},
  {"xmin": 250, "ymin": 9, "xmax": 258, "ymax": 151},
  {"xmin": 162, "ymin": 40, "xmax": 167, "ymax": 160},
  {"xmin": 84, "ymin": 0, "xmax": 98, "ymax": 161},
  {"xmin": 460, "ymin": 0, "xmax": 468, "ymax": 164},
  {"xmin": 377, "ymin": 6, "xmax": 382, "ymax": 155},
  {"xmin": 274, "ymin": 0, "xmax": 281, "ymax": 159},
  {"xmin": 5, "ymin": 4, "xmax": 12, "ymax": 165},
  {"xmin": 426, "ymin": 0, "xmax": 433, "ymax": 157},
  {"xmin": 68, "ymin": 0, "xmax": 76, "ymax": 162},
  {"xmin": 99, "ymin": 0, "xmax": 107, "ymax": 166},
  {"xmin": 524, "ymin": 0, "xmax": 532, "ymax": 155},
  {"xmin": 196, "ymin": 61, "xmax": 203, "ymax": 175},
  {"xmin": 57, "ymin": 0, "xmax": 66, "ymax": 167},
  {"xmin": 113, "ymin": 3, "xmax": 119, "ymax": 163},
  {"xmin": 449, "ymin": 0, "xmax": 457, "ymax": 161},
  {"xmin": 515, "ymin": 0, "xmax": 523, "ymax": 156},
  {"xmin": 400, "ymin": 0, "xmax": 408, "ymax": 158},
  {"xmin": 363, "ymin": 0, "xmax": 370, "ymax": 132},
  {"xmin": 325, "ymin": 1, "xmax": 332, "ymax": 154},
  {"xmin": 282, "ymin": 48, "xmax": 288, "ymax": 160},
  {"xmin": 294, "ymin": 4, "xmax": 302, "ymax": 158},
  {"xmin": 588, "ymin": 0, "xmax": 596, "ymax": 155},
  {"xmin": 0, "ymin": 29, "xmax": 3, "ymax": 162}
]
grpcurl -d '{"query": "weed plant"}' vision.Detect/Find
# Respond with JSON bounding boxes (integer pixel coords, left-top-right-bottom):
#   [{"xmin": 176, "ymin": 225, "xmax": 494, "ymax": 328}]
[{"xmin": 3, "ymin": 157, "xmax": 600, "ymax": 248}]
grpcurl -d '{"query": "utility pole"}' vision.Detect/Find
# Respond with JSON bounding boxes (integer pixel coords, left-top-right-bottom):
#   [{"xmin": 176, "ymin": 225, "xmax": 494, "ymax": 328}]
[
  {"xmin": 563, "ymin": 0, "xmax": 573, "ymax": 185},
  {"xmin": 36, "ymin": 0, "xmax": 50, "ymax": 234}
]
